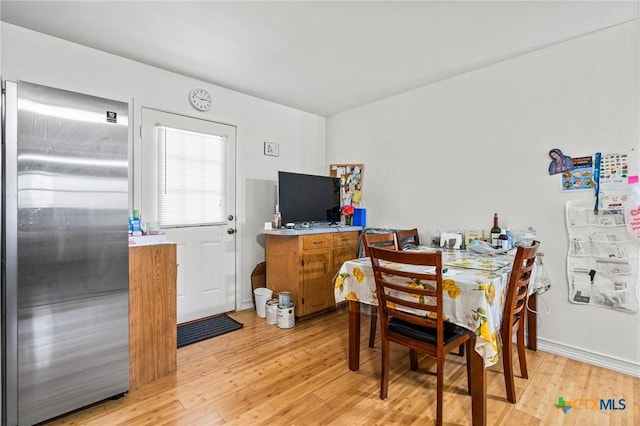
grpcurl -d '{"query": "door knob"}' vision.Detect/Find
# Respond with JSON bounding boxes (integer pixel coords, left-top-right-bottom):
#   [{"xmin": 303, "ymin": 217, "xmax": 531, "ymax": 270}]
[{"xmin": 227, "ymin": 228, "xmax": 236, "ymax": 234}]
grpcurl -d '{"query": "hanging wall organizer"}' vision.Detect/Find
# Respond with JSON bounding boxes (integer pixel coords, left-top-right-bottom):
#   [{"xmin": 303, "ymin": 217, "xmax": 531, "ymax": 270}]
[{"xmin": 566, "ymin": 199, "xmax": 639, "ymax": 313}]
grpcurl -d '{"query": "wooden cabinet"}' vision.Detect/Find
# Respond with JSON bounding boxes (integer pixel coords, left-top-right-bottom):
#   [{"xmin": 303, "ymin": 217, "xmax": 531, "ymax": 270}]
[
  {"xmin": 333, "ymin": 233, "xmax": 360, "ymax": 274},
  {"xmin": 266, "ymin": 231, "xmax": 359, "ymax": 318},
  {"xmin": 129, "ymin": 243, "xmax": 177, "ymax": 390}
]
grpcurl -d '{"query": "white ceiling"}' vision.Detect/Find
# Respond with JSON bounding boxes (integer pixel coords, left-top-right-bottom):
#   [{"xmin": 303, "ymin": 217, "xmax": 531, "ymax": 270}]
[{"xmin": 1, "ymin": 1, "xmax": 637, "ymax": 116}]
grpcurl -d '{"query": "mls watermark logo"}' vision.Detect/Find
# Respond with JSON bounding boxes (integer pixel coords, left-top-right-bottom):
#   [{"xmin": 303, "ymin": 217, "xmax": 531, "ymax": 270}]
[
  {"xmin": 554, "ymin": 396, "xmax": 626, "ymax": 414},
  {"xmin": 554, "ymin": 397, "xmax": 572, "ymax": 414}
]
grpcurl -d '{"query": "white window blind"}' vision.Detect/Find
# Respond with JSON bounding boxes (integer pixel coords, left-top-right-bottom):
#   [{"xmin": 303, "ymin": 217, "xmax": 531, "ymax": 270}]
[{"xmin": 157, "ymin": 126, "xmax": 227, "ymax": 227}]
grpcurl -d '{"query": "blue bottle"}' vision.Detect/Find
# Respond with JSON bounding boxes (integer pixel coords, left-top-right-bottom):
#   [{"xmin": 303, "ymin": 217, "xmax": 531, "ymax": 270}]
[
  {"xmin": 505, "ymin": 226, "xmax": 514, "ymax": 249},
  {"xmin": 131, "ymin": 210, "xmax": 142, "ymax": 235}
]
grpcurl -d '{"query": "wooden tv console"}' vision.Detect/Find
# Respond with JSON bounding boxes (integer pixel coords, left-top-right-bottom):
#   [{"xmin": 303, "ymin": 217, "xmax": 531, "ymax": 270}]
[{"xmin": 264, "ymin": 227, "xmax": 361, "ymax": 318}]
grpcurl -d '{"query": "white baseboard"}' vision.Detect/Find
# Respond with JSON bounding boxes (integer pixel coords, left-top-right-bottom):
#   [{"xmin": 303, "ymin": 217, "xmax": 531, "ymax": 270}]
[
  {"xmin": 537, "ymin": 338, "xmax": 640, "ymax": 378},
  {"xmin": 238, "ymin": 299, "xmax": 255, "ymax": 312}
]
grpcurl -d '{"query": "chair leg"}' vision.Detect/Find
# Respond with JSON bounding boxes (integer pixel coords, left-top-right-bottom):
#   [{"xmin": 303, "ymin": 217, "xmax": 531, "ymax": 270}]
[
  {"xmin": 409, "ymin": 349, "xmax": 418, "ymax": 371},
  {"xmin": 517, "ymin": 322, "xmax": 528, "ymax": 379},
  {"xmin": 502, "ymin": 329, "xmax": 517, "ymax": 404},
  {"xmin": 436, "ymin": 354, "xmax": 444, "ymax": 426},
  {"xmin": 380, "ymin": 338, "xmax": 390, "ymax": 400},
  {"xmin": 457, "ymin": 343, "xmax": 465, "ymax": 357},
  {"xmin": 368, "ymin": 306, "xmax": 377, "ymax": 348},
  {"xmin": 465, "ymin": 340, "xmax": 472, "ymax": 395}
]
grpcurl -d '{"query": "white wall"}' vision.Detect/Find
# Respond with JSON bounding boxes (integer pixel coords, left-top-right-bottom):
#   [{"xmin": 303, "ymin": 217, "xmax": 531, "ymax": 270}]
[
  {"xmin": 3, "ymin": 12, "xmax": 639, "ymax": 377},
  {"xmin": 327, "ymin": 21, "xmax": 640, "ymax": 376},
  {"xmin": 0, "ymin": 23, "xmax": 326, "ymax": 311}
]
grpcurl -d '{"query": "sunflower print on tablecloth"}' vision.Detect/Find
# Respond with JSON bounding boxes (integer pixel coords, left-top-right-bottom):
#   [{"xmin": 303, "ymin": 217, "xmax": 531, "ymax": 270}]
[
  {"xmin": 427, "ymin": 311, "xmax": 448, "ymax": 321},
  {"xmin": 352, "ymin": 267, "xmax": 366, "ymax": 283},
  {"xmin": 472, "ymin": 307, "xmax": 499, "ymax": 362},
  {"xmin": 407, "ymin": 281, "xmax": 423, "ymax": 303},
  {"xmin": 442, "ymin": 279, "xmax": 462, "ymax": 299},
  {"xmin": 335, "ymin": 272, "xmax": 349, "ymax": 292},
  {"xmin": 477, "ymin": 282, "xmax": 496, "ymax": 305},
  {"xmin": 335, "ymin": 266, "xmax": 366, "ymax": 295}
]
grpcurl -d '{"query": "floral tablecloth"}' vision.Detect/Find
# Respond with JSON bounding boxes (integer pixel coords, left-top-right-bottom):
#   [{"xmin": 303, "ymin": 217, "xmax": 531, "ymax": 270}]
[
  {"xmin": 335, "ymin": 249, "xmax": 515, "ymax": 366},
  {"xmin": 442, "ymin": 250, "xmax": 513, "ymax": 271}
]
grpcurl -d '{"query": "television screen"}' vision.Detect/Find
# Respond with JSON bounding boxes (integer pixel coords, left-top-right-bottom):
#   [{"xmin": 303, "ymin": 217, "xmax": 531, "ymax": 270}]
[{"xmin": 278, "ymin": 171, "xmax": 341, "ymax": 224}]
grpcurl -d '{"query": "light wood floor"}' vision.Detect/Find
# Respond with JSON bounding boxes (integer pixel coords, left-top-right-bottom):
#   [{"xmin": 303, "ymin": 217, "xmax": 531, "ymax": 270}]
[{"xmin": 45, "ymin": 308, "xmax": 639, "ymax": 425}]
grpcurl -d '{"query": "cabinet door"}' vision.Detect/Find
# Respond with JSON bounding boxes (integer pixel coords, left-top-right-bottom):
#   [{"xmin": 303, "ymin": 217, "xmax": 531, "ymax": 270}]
[
  {"xmin": 334, "ymin": 246, "xmax": 358, "ymax": 272},
  {"xmin": 129, "ymin": 244, "xmax": 177, "ymax": 389},
  {"xmin": 301, "ymin": 250, "xmax": 332, "ymax": 316},
  {"xmin": 333, "ymin": 232, "xmax": 359, "ymax": 276}
]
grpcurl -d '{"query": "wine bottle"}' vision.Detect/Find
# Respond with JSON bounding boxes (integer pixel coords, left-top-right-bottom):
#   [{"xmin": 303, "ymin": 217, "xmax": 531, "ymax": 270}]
[
  {"xmin": 490, "ymin": 213, "xmax": 501, "ymax": 248},
  {"xmin": 499, "ymin": 229, "xmax": 509, "ymax": 250}
]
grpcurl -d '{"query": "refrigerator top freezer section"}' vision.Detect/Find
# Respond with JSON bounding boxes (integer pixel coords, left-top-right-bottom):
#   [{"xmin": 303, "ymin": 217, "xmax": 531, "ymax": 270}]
[{"xmin": 17, "ymin": 81, "xmax": 128, "ymax": 208}]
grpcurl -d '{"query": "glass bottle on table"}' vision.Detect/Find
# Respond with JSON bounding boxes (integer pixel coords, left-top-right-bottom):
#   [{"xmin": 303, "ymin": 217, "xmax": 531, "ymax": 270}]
[
  {"xmin": 490, "ymin": 213, "xmax": 501, "ymax": 248},
  {"xmin": 499, "ymin": 229, "xmax": 509, "ymax": 250},
  {"xmin": 505, "ymin": 226, "xmax": 513, "ymax": 249}
]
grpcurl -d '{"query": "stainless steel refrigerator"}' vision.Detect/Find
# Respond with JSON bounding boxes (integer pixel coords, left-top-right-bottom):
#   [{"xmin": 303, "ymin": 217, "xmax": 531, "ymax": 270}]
[{"xmin": 2, "ymin": 80, "xmax": 129, "ymax": 425}]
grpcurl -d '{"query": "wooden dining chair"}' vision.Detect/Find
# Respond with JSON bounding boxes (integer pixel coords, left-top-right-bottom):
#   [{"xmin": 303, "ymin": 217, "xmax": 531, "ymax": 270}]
[
  {"xmin": 394, "ymin": 228, "xmax": 464, "ymax": 357},
  {"xmin": 501, "ymin": 240, "xmax": 540, "ymax": 404},
  {"xmin": 369, "ymin": 246, "xmax": 472, "ymax": 426},
  {"xmin": 362, "ymin": 232, "xmax": 398, "ymax": 256},
  {"xmin": 362, "ymin": 232, "xmax": 399, "ymax": 348},
  {"xmin": 395, "ymin": 228, "xmax": 420, "ymax": 249}
]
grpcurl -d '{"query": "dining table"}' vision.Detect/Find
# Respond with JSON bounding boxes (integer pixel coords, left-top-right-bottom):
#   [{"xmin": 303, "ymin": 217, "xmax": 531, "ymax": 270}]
[{"xmin": 334, "ymin": 246, "xmax": 537, "ymax": 426}]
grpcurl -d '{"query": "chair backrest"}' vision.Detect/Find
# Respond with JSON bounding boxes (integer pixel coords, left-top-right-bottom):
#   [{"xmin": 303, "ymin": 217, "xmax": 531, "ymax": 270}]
[
  {"xmin": 369, "ymin": 246, "xmax": 445, "ymax": 342},
  {"xmin": 362, "ymin": 232, "xmax": 398, "ymax": 257},
  {"xmin": 502, "ymin": 240, "xmax": 540, "ymax": 331},
  {"xmin": 395, "ymin": 228, "xmax": 420, "ymax": 249}
]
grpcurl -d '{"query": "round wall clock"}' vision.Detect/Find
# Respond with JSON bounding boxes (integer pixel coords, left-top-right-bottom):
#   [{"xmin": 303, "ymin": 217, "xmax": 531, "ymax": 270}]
[{"xmin": 189, "ymin": 88, "xmax": 212, "ymax": 111}]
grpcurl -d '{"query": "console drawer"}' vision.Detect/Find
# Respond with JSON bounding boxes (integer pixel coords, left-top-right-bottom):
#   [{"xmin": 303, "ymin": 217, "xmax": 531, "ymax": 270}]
[
  {"xmin": 333, "ymin": 231, "xmax": 359, "ymax": 248},
  {"xmin": 302, "ymin": 234, "xmax": 332, "ymax": 250}
]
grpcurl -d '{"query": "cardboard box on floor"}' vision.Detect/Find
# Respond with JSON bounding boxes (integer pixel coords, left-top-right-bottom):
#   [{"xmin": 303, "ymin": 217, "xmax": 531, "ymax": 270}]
[{"xmin": 251, "ymin": 262, "xmax": 266, "ymax": 306}]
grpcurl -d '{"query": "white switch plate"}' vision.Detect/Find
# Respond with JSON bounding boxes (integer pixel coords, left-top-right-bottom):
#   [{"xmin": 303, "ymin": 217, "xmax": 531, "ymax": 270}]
[{"xmin": 264, "ymin": 142, "xmax": 280, "ymax": 157}]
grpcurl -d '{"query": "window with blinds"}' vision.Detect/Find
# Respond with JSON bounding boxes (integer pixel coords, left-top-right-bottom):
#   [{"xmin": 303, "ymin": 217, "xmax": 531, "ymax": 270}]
[{"xmin": 157, "ymin": 126, "xmax": 227, "ymax": 227}]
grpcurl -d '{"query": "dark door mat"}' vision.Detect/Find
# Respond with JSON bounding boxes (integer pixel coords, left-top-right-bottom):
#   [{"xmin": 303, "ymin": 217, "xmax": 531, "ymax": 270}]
[{"xmin": 177, "ymin": 314, "xmax": 243, "ymax": 348}]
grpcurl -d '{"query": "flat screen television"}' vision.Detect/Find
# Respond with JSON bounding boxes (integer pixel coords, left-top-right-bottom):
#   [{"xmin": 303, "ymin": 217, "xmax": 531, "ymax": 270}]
[{"xmin": 278, "ymin": 171, "xmax": 341, "ymax": 225}]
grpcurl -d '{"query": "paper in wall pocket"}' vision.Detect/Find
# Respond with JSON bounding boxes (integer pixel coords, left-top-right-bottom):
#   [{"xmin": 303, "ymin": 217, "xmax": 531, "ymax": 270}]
[{"xmin": 623, "ymin": 179, "xmax": 640, "ymax": 244}]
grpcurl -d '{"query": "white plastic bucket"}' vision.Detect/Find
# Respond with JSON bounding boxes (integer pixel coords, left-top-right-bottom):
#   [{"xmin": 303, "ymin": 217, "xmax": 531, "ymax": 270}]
[{"xmin": 254, "ymin": 287, "xmax": 273, "ymax": 318}]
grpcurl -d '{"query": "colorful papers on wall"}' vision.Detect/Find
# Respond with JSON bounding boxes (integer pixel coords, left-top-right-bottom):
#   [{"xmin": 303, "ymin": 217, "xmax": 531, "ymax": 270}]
[
  {"xmin": 596, "ymin": 152, "xmax": 630, "ymax": 211},
  {"xmin": 598, "ymin": 152, "xmax": 629, "ymax": 189},
  {"xmin": 330, "ymin": 163, "xmax": 364, "ymax": 207},
  {"xmin": 549, "ymin": 150, "xmax": 631, "ymax": 192},
  {"xmin": 548, "ymin": 148, "xmax": 573, "ymax": 175},
  {"xmin": 561, "ymin": 156, "xmax": 593, "ymax": 191},
  {"xmin": 547, "ymin": 149, "xmax": 595, "ymax": 191}
]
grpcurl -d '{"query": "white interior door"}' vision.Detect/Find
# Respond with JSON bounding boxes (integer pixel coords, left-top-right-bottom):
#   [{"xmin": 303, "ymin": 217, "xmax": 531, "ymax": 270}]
[{"xmin": 139, "ymin": 108, "xmax": 236, "ymax": 323}]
